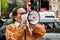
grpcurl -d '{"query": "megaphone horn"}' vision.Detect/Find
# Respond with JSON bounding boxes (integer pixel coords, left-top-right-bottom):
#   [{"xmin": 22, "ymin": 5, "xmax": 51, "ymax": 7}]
[
  {"xmin": 20, "ymin": 11, "xmax": 40, "ymax": 24},
  {"xmin": 28, "ymin": 11, "xmax": 40, "ymax": 24}
]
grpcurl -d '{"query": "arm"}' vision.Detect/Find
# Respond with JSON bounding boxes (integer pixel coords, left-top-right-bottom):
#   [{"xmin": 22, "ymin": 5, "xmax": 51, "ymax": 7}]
[
  {"xmin": 29, "ymin": 23, "xmax": 46, "ymax": 38},
  {"xmin": 5, "ymin": 20, "xmax": 26, "ymax": 40},
  {"xmin": 5, "ymin": 24, "xmax": 24, "ymax": 40}
]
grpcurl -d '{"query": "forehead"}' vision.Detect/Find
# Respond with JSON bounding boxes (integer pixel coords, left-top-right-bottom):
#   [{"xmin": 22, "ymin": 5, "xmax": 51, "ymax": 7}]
[
  {"xmin": 27, "ymin": 0, "xmax": 30, "ymax": 2},
  {"xmin": 17, "ymin": 8, "xmax": 26, "ymax": 13}
]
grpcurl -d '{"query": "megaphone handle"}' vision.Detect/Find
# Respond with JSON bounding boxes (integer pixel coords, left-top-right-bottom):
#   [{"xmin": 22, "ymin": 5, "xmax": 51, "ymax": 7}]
[{"xmin": 27, "ymin": 21, "xmax": 33, "ymax": 35}]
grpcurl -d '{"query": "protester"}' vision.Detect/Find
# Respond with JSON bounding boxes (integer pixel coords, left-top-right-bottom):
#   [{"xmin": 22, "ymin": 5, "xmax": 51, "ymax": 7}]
[
  {"xmin": 0, "ymin": 16, "xmax": 6, "ymax": 40},
  {"xmin": 5, "ymin": 7, "xmax": 46, "ymax": 40},
  {"xmin": 0, "ymin": 16, "xmax": 4, "ymax": 27},
  {"xmin": 27, "ymin": 0, "xmax": 31, "ymax": 12}
]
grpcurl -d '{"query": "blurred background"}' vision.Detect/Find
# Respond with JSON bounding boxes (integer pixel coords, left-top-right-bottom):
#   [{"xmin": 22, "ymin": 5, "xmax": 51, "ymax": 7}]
[
  {"xmin": 0, "ymin": 0, "xmax": 27, "ymax": 19},
  {"xmin": 0, "ymin": 0, "xmax": 60, "ymax": 40},
  {"xmin": 0, "ymin": 0, "xmax": 60, "ymax": 19}
]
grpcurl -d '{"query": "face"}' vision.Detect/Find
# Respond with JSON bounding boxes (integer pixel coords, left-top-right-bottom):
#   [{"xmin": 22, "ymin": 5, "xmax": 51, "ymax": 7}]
[
  {"xmin": 15, "ymin": 8, "xmax": 26, "ymax": 22},
  {"xmin": 27, "ymin": 0, "xmax": 31, "ymax": 12}
]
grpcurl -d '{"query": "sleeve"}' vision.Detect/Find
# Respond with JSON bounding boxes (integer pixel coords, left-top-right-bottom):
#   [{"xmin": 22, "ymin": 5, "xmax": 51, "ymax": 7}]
[
  {"xmin": 5, "ymin": 25, "xmax": 24, "ymax": 40},
  {"xmin": 29, "ymin": 23, "xmax": 46, "ymax": 38}
]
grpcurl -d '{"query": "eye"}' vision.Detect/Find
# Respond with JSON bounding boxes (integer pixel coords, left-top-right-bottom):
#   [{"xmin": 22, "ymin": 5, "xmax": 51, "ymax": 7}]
[{"xmin": 20, "ymin": 12, "xmax": 26, "ymax": 15}]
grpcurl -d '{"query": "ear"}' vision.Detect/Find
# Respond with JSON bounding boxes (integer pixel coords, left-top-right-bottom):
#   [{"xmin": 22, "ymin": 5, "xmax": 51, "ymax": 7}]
[{"xmin": 13, "ymin": 16, "xmax": 16, "ymax": 18}]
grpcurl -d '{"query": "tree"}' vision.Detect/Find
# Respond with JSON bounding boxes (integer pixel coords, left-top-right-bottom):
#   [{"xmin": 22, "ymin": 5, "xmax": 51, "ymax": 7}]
[
  {"xmin": 1, "ymin": 0, "xmax": 8, "ymax": 16},
  {"xmin": 0, "ymin": 0, "xmax": 1, "ymax": 16},
  {"xmin": 16, "ymin": 0, "xmax": 27, "ymax": 7}
]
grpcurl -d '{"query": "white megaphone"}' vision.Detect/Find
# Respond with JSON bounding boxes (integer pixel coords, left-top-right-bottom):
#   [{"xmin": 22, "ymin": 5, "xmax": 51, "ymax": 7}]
[
  {"xmin": 21, "ymin": 11, "xmax": 40, "ymax": 36},
  {"xmin": 21, "ymin": 11, "xmax": 40, "ymax": 24}
]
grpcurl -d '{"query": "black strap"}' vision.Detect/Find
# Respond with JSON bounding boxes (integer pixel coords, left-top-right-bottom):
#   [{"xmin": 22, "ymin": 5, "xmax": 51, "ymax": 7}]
[
  {"xmin": 18, "ymin": 25, "xmax": 26, "ymax": 40},
  {"xmin": 24, "ymin": 29, "xmax": 26, "ymax": 40}
]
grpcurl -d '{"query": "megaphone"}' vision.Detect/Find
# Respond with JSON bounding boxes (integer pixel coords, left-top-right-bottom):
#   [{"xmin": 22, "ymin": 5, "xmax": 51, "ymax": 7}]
[
  {"xmin": 21, "ymin": 11, "xmax": 40, "ymax": 24},
  {"xmin": 20, "ymin": 11, "xmax": 40, "ymax": 38}
]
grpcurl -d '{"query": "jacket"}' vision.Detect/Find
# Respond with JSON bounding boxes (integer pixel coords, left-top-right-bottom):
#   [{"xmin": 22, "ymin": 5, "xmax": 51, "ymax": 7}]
[{"xmin": 5, "ymin": 23, "xmax": 46, "ymax": 40}]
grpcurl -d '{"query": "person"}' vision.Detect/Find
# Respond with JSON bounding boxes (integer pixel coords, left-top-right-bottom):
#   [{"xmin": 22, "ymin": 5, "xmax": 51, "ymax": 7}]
[
  {"xmin": 5, "ymin": 7, "xmax": 46, "ymax": 40},
  {"xmin": 0, "ymin": 16, "xmax": 6, "ymax": 40},
  {"xmin": 27, "ymin": 0, "xmax": 31, "ymax": 12},
  {"xmin": 0, "ymin": 16, "xmax": 4, "ymax": 27}
]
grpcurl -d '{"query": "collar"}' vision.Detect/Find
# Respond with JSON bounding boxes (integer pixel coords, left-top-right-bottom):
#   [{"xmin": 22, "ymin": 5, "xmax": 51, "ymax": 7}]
[{"xmin": 15, "ymin": 22, "xmax": 20, "ymax": 27}]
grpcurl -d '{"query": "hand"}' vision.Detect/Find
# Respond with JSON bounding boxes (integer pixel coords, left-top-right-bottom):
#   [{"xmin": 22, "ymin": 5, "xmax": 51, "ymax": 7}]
[{"xmin": 20, "ymin": 20, "xmax": 27, "ymax": 27}]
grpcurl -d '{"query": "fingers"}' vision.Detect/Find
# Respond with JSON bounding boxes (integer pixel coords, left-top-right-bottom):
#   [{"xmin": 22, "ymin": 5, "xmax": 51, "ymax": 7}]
[
  {"xmin": 20, "ymin": 20, "xmax": 27, "ymax": 27},
  {"xmin": 22, "ymin": 20, "xmax": 27, "ymax": 24}
]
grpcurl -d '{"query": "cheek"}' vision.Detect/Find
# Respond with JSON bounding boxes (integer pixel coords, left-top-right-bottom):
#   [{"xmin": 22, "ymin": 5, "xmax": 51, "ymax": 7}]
[
  {"xmin": 19, "ymin": 15, "xmax": 21, "ymax": 19},
  {"xmin": 18, "ymin": 15, "xmax": 21, "ymax": 19}
]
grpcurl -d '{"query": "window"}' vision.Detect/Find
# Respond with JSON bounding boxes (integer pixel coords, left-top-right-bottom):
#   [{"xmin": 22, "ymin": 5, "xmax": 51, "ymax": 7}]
[
  {"xmin": 38, "ymin": 0, "xmax": 49, "ymax": 11},
  {"xmin": 45, "ymin": 22, "xmax": 60, "ymax": 33}
]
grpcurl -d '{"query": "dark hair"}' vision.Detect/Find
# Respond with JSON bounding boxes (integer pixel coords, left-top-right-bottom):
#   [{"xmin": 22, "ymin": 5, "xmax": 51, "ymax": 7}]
[
  {"xmin": 12, "ymin": 7, "xmax": 20, "ymax": 17},
  {"xmin": 0, "ymin": 16, "xmax": 1, "ymax": 19},
  {"xmin": 12, "ymin": 6, "xmax": 27, "ymax": 17},
  {"xmin": 12, "ymin": 7, "xmax": 26, "ymax": 23},
  {"xmin": 12, "ymin": 7, "xmax": 19, "ymax": 23}
]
